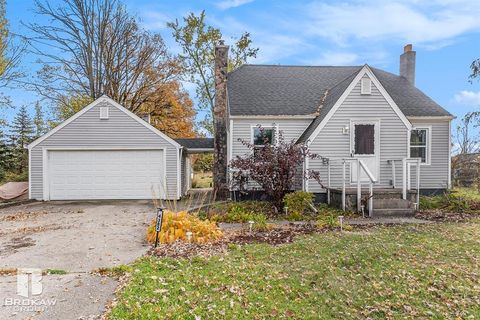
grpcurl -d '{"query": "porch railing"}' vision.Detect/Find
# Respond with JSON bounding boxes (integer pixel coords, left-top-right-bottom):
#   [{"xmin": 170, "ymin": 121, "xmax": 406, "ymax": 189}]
[
  {"xmin": 323, "ymin": 157, "xmax": 421, "ymax": 216},
  {"xmin": 387, "ymin": 158, "xmax": 421, "ymax": 208},
  {"xmin": 324, "ymin": 158, "xmax": 378, "ymax": 217}
]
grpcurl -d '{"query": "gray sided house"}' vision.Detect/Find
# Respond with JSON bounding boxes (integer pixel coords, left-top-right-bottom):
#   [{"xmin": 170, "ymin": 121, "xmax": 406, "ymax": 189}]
[
  {"xmin": 28, "ymin": 96, "xmax": 211, "ymax": 201},
  {"xmin": 220, "ymin": 44, "xmax": 453, "ymax": 210},
  {"xmin": 28, "ymin": 44, "xmax": 453, "ymax": 212}
]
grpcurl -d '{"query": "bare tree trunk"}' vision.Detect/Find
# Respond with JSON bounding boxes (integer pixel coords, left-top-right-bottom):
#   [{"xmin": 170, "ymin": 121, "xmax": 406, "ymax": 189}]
[{"xmin": 213, "ymin": 41, "xmax": 229, "ymax": 199}]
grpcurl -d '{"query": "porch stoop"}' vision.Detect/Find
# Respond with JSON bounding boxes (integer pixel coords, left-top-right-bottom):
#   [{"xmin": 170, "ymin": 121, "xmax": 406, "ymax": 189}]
[{"xmin": 329, "ymin": 188, "xmax": 417, "ymax": 217}]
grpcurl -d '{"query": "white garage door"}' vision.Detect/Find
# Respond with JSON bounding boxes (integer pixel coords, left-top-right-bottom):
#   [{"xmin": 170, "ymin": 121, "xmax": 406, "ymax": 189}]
[{"xmin": 47, "ymin": 149, "xmax": 165, "ymax": 200}]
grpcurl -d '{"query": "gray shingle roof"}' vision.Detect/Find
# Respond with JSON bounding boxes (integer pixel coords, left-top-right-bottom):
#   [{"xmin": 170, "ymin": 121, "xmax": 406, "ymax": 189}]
[
  {"xmin": 297, "ymin": 71, "xmax": 360, "ymax": 143},
  {"xmin": 370, "ymin": 67, "xmax": 452, "ymax": 117},
  {"xmin": 227, "ymin": 65, "xmax": 362, "ymax": 116},
  {"xmin": 175, "ymin": 138, "xmax": 214, "ymax": 150},
  {"xmin": 227, "ymin": 64, "xmax": 452, "ymax": 144}
]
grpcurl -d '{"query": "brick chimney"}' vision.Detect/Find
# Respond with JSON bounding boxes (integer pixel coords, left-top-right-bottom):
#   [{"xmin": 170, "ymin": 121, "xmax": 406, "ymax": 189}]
[
  {"xmin": 400, "ymin": 44, "xmax": 416, "ymax": 85},
  {"xmin": 213, "ymin": 40, "xmax": 229, "ymax": 199}
]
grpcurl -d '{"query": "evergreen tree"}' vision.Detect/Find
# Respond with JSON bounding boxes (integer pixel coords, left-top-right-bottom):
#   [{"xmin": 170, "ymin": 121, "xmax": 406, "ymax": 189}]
[
  {"xmin": 0, "ymin": 121, "xmax": 8, "ymax": 180},
  {"xmin": 9, "ymin": 105, "xmax": 33, "ymax": 173},
  {"xmin": 33, "ymin": 101, "xmax": 46, "ymax": 138}
]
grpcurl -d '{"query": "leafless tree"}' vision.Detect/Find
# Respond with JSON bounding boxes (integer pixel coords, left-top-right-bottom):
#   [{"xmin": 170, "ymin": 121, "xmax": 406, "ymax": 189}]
[
  {"xmin": 26, "ymin": 0, "xmax": 180, "ymax": 112},
  {"xmin": 455, "ymin": 112, "xmax": 479, "ymax": 155},
  {"xmin": 0, "ymin": 0, "xmax": 27, "ymax": 106}
]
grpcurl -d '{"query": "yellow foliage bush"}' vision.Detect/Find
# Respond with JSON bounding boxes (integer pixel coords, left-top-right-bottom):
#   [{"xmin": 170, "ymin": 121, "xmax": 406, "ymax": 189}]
[{"xmin": 146, "ymin": 211, "xmax": 223, "ymax": 244}]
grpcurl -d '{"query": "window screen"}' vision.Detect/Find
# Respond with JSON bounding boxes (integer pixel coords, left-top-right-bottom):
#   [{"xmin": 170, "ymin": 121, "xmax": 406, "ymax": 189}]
[{"xmin": 354, "ymin": 124, "xmax": 375, "ymax": 155}]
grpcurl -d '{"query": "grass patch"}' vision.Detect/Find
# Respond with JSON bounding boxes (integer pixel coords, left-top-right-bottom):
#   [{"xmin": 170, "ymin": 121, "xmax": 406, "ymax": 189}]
[
  {"xmin": 44, "ymin": 269, "xmax": 67, "ymax": 275},
  {"xmin": 109, "ymin": 220, "xmax": 480, "ymax": 319},
  {"xmin": 420, "ymin": 187, "xmax": 480, "ymax": 212},
  {"xmin": 192, "ymin": 172, "xmax": 212, "ymax": 189},
  {"xmin": 96, "ymin": 265, "xmax": 132, "ymax": 278}
]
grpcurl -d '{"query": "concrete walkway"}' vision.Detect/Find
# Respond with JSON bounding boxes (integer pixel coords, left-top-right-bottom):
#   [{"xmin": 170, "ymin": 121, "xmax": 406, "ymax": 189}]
[{"xmin": 0, "ymin": 196, "xmax": 220, "ymax": 320}]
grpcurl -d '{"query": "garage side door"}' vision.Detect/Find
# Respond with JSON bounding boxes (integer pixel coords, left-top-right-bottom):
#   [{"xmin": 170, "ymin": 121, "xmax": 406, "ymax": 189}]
[{"xmin": 48, "ymin": 150, "xmax": 164, "ymax": 200}]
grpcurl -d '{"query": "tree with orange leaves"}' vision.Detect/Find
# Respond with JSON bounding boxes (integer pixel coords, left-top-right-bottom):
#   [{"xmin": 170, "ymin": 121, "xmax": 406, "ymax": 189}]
[{"xmin": 140, "ymin": 80, "xmax": 196, "ymax": 139}]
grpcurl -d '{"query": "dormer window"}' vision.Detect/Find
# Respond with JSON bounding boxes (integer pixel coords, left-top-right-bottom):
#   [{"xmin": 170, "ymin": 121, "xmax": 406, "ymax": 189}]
[
  {"xmin": 361, "ymin": 78, "xmax": 372, "ymax": 95},
  {"xmin": 100, "ymin": 106, "xmax": 109, "ymax": 119}
]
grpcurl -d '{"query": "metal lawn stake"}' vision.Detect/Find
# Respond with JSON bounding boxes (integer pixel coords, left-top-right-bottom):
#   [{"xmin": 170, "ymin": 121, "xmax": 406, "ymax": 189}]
[
  {"xmin": 186, "ymin": 231, "xmax": 193, "ymax": 243},
  {"xmin": 248, "ymin": 220, "xmax": 255, "ymax": 234},
  {"xmin": 154, "ymin": 207, "xmax": 165, "ymax": 248},
  {"xmin": 338, "ymin": 215, "xmax": 344, "ymax": 232}
]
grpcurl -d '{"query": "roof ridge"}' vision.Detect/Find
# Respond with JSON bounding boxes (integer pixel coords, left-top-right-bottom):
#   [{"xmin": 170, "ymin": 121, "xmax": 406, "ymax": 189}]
[{"xmin": 240, "ymin": 64, "xmax": 363, "ymax": 68}]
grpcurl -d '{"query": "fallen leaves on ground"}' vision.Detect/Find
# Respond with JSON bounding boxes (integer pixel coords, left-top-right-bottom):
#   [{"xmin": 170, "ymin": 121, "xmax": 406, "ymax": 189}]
[
  {"xmin": 109, "ymin": 220, "xmax": 480, "ymax": 319},
  {"xmin": 149, "ymin": 224, "xmax": 319, "ymax": 259},
  {"xmin": 415, "ymin": 209, "xmax": 478, "ymax": 222}
]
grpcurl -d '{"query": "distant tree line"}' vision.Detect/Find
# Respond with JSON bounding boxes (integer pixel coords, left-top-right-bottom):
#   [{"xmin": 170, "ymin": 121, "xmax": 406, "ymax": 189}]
[
  {"xmin": 0, "ymin": 102, "xmax": 48, "ymax": 181},
  {"xmin": 0, "ymin": 0, "xmax": 259, "ymax": 183}
]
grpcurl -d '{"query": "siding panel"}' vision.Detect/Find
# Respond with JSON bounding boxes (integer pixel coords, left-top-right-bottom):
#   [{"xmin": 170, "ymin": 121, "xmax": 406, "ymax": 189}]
[
  {"xmin": 30, "ymin": 100, "xmax": 179, "ymax": 200},
  {"xmin": 230, "ymin": 118, "xmax": 312, "ymax": 189},
  {"xmin": 308, "ymin": 75, "xmax": 409, "ymax": 192},
  {"xmin": 409, "ymin": 120, "xmax": 450, "ymax": 189}
]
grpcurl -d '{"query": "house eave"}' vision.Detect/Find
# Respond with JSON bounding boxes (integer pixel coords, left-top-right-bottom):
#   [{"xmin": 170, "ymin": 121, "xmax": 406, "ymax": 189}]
[
  {"xmin": 407, "ymin": 116, "xmax": 455, "ymax": 120},
  {"xmin": 229, "ymin": 114, "xmax": 317, "ymax": 119}
]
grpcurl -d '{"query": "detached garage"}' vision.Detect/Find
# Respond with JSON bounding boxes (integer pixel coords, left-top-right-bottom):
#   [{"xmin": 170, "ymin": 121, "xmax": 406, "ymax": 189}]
[{"xmin": 28, "ymin": 96, "xmax": 182, "ymax": 201}]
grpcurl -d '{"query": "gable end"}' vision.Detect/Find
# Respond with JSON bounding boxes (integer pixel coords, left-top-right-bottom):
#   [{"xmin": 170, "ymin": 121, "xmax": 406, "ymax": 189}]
[
  {"xmin": 28, "ymin": 96, "xmax": 181, "ymax": 150},
  {"xmin": 306, "ymin": 65, "xmax": 412, "ymax": 144}
]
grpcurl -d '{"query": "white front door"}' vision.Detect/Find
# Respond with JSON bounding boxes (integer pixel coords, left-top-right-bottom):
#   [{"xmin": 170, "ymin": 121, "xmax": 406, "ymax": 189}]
[{"xmin": 351, "ymin": 121, "xmax": 379, "ymax": 183}]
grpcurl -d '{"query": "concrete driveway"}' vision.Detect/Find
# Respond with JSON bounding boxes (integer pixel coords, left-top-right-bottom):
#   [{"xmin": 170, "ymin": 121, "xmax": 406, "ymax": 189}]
[{"xmin": 0, "ymin": 200, "xmax": 157, "ymax": 320}]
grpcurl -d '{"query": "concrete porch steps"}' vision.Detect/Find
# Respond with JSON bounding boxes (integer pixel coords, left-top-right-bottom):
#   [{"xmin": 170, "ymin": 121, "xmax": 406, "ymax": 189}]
[
  {"xmin": 329, "ymin": 187, "xmax": 417, "ymax": 217},
  {"xmin": 372, "ymin": 195, "xmax": 415, "ymax": 217},
  {"xmin": 373, "ymin": 208, "xmax": 415, "ymax": 217}
]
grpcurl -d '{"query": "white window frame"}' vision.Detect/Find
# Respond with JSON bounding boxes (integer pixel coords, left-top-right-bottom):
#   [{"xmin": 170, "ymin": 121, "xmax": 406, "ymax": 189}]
[
  {"xmin": 409, "ymin": 126, "xmax": 431, "ymax": 165},
  {"xmin": 361, "ymin": 78, "xmax": 372, "ymax": 95},
  {"xmin": 251, "ymin": 125, "xmax": 277, "ymax": 147}
]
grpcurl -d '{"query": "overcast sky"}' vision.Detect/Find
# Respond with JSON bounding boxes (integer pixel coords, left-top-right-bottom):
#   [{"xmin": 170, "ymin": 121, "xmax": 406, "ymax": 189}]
[{"xmin": 3, "ymin": 0, "xmax": 480, "ymax": 129}]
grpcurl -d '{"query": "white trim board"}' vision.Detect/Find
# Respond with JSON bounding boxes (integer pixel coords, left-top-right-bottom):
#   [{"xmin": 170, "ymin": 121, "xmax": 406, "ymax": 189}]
[
  {"xmin": 308, "ymin": 65, "xmax": 412, "ymax": 144},
  {"xmin": 407, "ymin": 116, "xmax": 455, "ymax": 120},
  {"xmin": 28, "ymin": 95, "xmax": 182, "ymax": 150},
  {"xmin": 230, "ymin": 115, "xmax": 316, "ymax": 119},
  {"xmin": 28, "ymin": 148, "xmax": 32, "ymax": 199},
  {"xmin": 448, "ymin": 120, "xmax": 452, "ymax": 189}
]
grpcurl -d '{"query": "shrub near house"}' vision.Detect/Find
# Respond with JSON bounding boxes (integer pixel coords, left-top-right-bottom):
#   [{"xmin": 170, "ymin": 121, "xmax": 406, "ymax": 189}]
[{"xmin": 230, "ymin": 127, "xmax": 320, "ymax": 213}]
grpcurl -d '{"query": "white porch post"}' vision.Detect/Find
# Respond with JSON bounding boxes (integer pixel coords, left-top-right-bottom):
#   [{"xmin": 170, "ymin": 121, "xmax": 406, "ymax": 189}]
[
  {"xmin": 369, "ymin": 182, "xmax": 373, "ymax": 217},
  {"xmin": 391, "ymin": 160, "xmax": 396, "ymax": 188},
  {"xmin": 357, "ymin": 159, "xmax": 361, "ymax": 213},
  {"xmin": 402, "ymin": 158, "xmax": 407, "ymax": 200},
  {"xmin": 416, "ymin": 158, "xmax": 421, "ymax": 207},
  {"xmin": 342, "ymin": 160, "xmax": 346, "ymax": 211},
  {"xmin": 327, "ymin": 160, "xmax": 331, "ymax": 204}
]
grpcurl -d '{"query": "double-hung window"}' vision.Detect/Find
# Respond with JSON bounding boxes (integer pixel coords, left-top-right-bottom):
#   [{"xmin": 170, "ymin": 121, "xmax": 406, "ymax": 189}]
[
  {"xmin": 410, "ymin": 128, "xmax": 430, "ymax": 164},
  {"xmin": 252, "ymin": 126, "xmax": 275, "ymax": 158}
]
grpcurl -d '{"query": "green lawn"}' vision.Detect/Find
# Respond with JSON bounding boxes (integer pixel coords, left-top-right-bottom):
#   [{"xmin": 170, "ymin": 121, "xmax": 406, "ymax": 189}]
[
  {"xmin": 192, "ymin": 172, "xmax": 213, "ymax": 188},
  {"xmin": 109, "ymin": 221, "xmax": 480, "ymax": 319}
]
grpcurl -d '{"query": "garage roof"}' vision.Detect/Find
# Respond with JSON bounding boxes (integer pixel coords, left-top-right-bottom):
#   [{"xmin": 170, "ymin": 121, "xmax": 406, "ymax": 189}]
[{"xmin": 175, "ymin": 138, "xmax": 214, "ymax": 151}]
